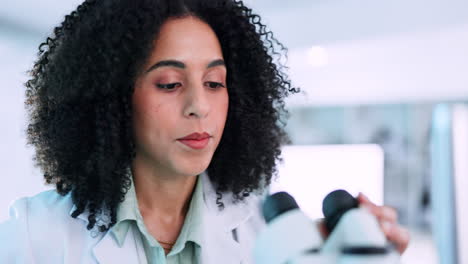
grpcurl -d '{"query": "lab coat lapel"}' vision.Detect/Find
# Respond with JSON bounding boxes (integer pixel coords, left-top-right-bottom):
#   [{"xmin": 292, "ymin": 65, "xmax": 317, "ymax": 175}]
[
  {"xmin": 200, "ymin": 171, "xmax": 253, "ymax": 264},
  {"xmin": 92, "ymin": 224, "xmax": 147, "ymax": 264},
  {"xmin": 69, "ymin": 205, "xmax": 146, "ymax": 264},
  {"xmin": 200, "ymin": 221, "xmax": 242, "ymax": 264}
]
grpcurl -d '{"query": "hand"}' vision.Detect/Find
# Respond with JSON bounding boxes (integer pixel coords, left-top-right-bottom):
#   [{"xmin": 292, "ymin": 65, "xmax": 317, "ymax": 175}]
[
  {"xmin": 315, "ymin": 193, "xmax": 410, "ymax": 255},
  {"xmin": 357, "ymin": 192, "xmax": 410, "ymax": 255}
]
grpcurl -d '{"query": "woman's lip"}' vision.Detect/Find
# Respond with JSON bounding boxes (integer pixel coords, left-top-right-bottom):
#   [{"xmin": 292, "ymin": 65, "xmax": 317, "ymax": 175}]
[
  {"xmin": 177, "ymin": 137, "xmax": 210, "ymax": 150},
  {"xmin": 178, "ymin": 132, "xmax": 211, "ymax": 140}
]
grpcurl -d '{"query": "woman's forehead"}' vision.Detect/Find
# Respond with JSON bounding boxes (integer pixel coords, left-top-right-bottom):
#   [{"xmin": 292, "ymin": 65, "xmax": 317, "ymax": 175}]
[{"xmin": 146, "ymin": 16, "xmax": 224, "ymax": 67}]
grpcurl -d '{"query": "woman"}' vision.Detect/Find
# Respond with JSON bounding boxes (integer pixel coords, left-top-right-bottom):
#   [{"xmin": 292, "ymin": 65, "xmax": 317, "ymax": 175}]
[{"xmin": 0, "ymin": 0, "xmax": 409, "ymax": 263}]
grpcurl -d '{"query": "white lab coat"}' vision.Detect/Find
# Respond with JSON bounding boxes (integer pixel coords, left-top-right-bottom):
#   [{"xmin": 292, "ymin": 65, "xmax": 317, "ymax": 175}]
[{"xmin": 0, "ymin": 171, "xmax": 266, "ymax": 263}]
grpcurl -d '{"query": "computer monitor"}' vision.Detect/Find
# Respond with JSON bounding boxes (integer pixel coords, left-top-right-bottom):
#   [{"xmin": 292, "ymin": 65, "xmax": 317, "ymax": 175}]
[{"xmin": 269, "ymin": 144, "xmax": 384, "ymax": 220}]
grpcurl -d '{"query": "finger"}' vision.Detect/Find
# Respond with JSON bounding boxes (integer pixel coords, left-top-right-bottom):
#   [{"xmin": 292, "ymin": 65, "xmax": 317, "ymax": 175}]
[
  {"xmin": 357, "ymin": 193, "xmax": 379, "ymax": 210},
  {"xmin": 375, "ymin": 206, "xmax": 398, "ymax": 223},
  {"xmin": 357, "ymin": 192, "xmax": 373, "ymax": 205},
  {"xmin": 357, "ymin": 193, "xmax": 398, "ymax": 223},
  {"xmin": 315, "ymin": 218, "xmax": 329, "ymax": 239},
  {"xmin": 381, "ymin": 222, "xmax": 411, "ymax": 254},
  {"xmin": 357, "ymin": 193, "xmax": 379, "ymax": 213}
]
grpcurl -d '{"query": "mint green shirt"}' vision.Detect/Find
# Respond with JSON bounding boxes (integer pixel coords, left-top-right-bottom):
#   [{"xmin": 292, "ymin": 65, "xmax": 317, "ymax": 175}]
[{"xmin": 110, "ymin": 174, "xmax": 204, "ymax": 264}]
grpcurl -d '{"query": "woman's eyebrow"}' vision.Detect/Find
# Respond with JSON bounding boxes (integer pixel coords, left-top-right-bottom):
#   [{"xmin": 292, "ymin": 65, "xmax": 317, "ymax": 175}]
[
  {"xmin": 207, "ymin": 59, "xmax": 225, "ymax": 68},
  {"xmin": 145, "ymin": 59, "xmax": 225, "ymax": 73},
  {"xmin": 146, "ymin": 60, "xmax": 185, "ymax": 73}
]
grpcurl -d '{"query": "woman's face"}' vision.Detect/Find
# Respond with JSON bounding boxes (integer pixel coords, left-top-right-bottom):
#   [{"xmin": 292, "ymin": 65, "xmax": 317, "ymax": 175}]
[{"xmin": 132, "ymin": 16, "xmax": 229, "ymax": 179}]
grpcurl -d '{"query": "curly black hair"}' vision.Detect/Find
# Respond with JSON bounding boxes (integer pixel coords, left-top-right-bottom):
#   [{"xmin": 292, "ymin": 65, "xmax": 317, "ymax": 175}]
[{"xmin": 24, "ymin": 0, "xmax": 299, "ymax": 233}]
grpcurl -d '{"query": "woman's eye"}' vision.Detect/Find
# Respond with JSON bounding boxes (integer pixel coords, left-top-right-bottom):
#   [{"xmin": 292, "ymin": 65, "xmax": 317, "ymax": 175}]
[
  {"xmin": 156, "ymin": 83, "xmax": 181, "ymax": 90},
  {"xmin": 205, "ymin": 82, "xmax": 225, "ymax": 89}
]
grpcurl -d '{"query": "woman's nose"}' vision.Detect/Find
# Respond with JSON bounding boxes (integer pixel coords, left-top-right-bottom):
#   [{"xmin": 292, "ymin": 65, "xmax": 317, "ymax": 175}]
[{"xmin": 183, "ymin": 82, "xmax": 210, "ymax": 119}]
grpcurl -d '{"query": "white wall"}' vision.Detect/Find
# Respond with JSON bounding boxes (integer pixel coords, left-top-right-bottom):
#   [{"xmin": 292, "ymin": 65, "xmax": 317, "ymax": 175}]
[
  {"xmin": 0, "ymin": 33, "xmax": 53, "ymax": 222},
  {"xmin": 286, "ymin": 23, "xmax": 468, "ymax": 106}
]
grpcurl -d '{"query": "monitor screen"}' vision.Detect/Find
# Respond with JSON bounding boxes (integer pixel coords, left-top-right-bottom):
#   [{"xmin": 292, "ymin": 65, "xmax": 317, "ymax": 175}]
[{"xmin": 269, "ymin": 144, "xmax": 384, "ymax": 220}]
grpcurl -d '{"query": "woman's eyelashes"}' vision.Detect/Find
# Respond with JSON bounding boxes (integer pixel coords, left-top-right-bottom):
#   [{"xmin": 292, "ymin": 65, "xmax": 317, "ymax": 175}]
[
  {"xmin": 205, "ymin": 81, "xmax": 225, "ymax": 89},
  {"xmin": 156, "ymin": 82, "xmax": 182, "ymax": 90},
  {"xmin": 155, "ymin": 81, "xmax": 225, "ymax": 90}
]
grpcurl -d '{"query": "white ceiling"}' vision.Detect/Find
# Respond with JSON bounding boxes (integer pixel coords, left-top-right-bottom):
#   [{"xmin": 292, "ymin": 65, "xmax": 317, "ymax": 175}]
[
  {"xmin": 247, "ymin": 0, "xmax": 468, "ymax": 48},
  {"xmin": 2, "ymin": 0, "xmax": 468, "ymax": 47}
]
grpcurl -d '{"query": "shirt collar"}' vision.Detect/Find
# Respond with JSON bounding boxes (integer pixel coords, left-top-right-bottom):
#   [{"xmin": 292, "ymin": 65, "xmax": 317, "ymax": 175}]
[
  {"xmin": 109, "ymin": 171, "xmax": 205, "ymax": 250},
  {"xmin": 108, "ymin": 172, "xmax": 138, "ymax": 247}
]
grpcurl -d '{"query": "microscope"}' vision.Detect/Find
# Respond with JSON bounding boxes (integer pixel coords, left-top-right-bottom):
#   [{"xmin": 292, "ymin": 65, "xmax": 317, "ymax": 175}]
[{"xmin": 253, "ymin": 190, "xmax": 401, "ymax": 264}]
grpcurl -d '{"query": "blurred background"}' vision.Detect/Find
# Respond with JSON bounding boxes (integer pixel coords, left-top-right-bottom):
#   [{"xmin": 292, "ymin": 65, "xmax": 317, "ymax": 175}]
[{"xmin": 1, "ymin": 0, "xmax": 467, "ymax": 263}]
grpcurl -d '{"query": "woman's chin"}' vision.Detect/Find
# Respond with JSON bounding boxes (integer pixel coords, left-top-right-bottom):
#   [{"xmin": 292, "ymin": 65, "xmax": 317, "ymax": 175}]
[{"xmin": 175, "ymin": 159, "xmax": 211, "ymax": 178}]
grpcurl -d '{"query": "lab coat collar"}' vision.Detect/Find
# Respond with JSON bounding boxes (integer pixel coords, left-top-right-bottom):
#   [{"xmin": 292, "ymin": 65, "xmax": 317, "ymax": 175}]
[
  {"xmin": 71, "ymin": 170, "xmax": 255, "ymax": 263},
  {"xmin": 199, "ymin": 170, "xmax": 255, "ymax": 263}
]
